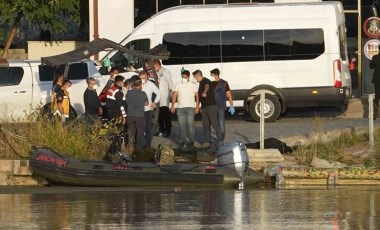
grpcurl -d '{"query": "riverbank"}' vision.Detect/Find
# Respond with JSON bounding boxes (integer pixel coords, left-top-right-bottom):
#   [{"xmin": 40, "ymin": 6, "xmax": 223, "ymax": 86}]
[{"xmin": 1, "ymin": 98, "xmax": 380, "ymax": 186}]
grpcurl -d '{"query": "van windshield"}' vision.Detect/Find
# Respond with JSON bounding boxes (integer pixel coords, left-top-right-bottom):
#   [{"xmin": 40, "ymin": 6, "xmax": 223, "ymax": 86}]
[{"xmin": 110, "ymin": 39, "xmax": 150, "ymax": 72}]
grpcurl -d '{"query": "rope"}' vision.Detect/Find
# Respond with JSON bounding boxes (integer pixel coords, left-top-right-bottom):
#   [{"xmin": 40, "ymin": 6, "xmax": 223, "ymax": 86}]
[
  {"xmin": 0, "ymin": 125, "xmax": 30, "ymax": 159},
  {"xmin": 0, "ymin": 127, "xmax": 29, "ymax": 140}
]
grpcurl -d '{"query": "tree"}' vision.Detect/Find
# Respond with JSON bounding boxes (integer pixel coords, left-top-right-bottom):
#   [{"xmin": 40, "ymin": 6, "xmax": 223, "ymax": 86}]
[{"xmin": 0, "ymin": 0, "xmax": 80, "ymax": 58}]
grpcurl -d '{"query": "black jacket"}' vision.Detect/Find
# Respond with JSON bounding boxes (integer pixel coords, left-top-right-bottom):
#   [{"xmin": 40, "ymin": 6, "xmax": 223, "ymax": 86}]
[
  {"xmin": 106, "ymin": 85, "xmax": 125, "ymax": 120},
  {"xmin": 83, "ymin": 88, "xmax": 101, "ymax": 115},
  {"xmin": 370, "ymin": 54, "xmax": 380, "ymax": 83}
]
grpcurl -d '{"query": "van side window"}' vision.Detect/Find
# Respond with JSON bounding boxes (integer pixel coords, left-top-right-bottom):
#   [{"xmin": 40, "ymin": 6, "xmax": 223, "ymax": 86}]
[
  {"xmin": 222, "ymin": 30, "xmax": 264, "ymax": 62},
  {"xmin": 163, "ymin": 32, "xmax": 221, "ymax": 65},
  {"xmin": 0, "ymin": 67, "xmax": 24, "ymax": 86},
  {"xmin": 163, "ymin": 29, "xmax": 325, "ymax": 65},
  {"xmin": 265, "ymin": 29, "xmax": 324, "ymax": 61},
  {"xmin": 67, "ymin": 63, "xmax": 88, "ymax": 80}
]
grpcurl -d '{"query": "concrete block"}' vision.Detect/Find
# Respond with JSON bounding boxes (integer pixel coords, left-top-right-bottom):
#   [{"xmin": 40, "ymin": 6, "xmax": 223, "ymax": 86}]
[
  {"xmin": 0, "ymin": 160, "xmax": 13, "ymax": 173},
  {"xmin": 247, "ymin": 148, "xmax": 284, "ymax": 163},
  {"xmin": 0, "ymin": 173, "xmax": 8, "ymax": 185},
  {"xmin": 12, "ymin": 160, "xmax": 32, "ymax": 176},
  {"xmin": 7, "ymin": 176, "xmax": 39, "ymax": 186}
]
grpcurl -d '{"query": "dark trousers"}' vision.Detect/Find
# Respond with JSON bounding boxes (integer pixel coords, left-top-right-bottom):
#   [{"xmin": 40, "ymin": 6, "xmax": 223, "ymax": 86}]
[
  {"xmin": 201, "ymin": 105, "xmax": 223, "ymax": 143},
  {"xmin": 144, "ymin": 110, "xmax": 153, "ymax": 148},
  {"xmin": 84, "ymin": 113, "xmax": 99, "ymax": 125},
  {"xmin": 127, "ymin": 116, "xmax": 145, "ymax": 150},
  {"xmin": 158, "ymin": 106, "xmax": 172, "ymax": 134}
]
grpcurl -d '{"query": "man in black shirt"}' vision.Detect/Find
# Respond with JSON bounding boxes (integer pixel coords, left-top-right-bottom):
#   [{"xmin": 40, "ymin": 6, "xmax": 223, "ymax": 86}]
[
  {"xmin": 83, "ymin": 77, "xmax": 103, "ymax": 125},
  {"xmin": 193, "ymin": 70, "xmax": 223, "ymax": 147}
]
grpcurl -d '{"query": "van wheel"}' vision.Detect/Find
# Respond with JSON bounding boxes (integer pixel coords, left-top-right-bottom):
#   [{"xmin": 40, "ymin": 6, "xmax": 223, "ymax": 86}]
[{"xmin": 249, "ymin": 93, "xmax": 281, "ymax": 122}]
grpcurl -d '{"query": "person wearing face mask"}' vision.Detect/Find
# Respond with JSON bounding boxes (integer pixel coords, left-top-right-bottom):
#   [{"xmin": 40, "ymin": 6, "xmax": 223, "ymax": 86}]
[
  {"xmin": 210, "ymin": 68, "xmax": 234, "ymax": 139},
  {"xmin": 50, "ymin": 73, "xmax": 64, "ymax": 117},
  {"xmin": 54, "ymin": 79, "xmax": 72, "ymax": 123},
  {"xmin": 153, "ymin": 59, "xmax": 173, "ymax": 138},
  {"xmin": 83, "ymin": 77, "xmax": 103, "ymax": 125},
  {"xmin": 106, "ymin": 75, "xmax": 126, "ymax": 126},
  {"xmin": 139, "ymin": 70, "xmax": 161, "ymax": 148},
  {"xmin": 170, "ymin": 70, "xmax": 199, "ymax": 147},
  {"xmin": 193, "ymin": 69, "xmax": 224, "ymax": 148},
  {"xmin": 99, "ymin": 67, "xmax": 120, "ymax": 104}
]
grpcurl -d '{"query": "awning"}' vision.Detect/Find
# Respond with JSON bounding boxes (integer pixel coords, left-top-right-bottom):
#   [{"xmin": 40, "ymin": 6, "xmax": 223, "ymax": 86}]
[{"xmin": 41, "ymin": 38, "xmax": 169, "ymax": 67}]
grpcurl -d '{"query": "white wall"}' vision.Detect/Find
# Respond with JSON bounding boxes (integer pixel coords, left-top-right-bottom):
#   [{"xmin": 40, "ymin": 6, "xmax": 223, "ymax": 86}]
[{"xmin": 89, "ymin": 0, "xmax": 134, "ymax": 60}]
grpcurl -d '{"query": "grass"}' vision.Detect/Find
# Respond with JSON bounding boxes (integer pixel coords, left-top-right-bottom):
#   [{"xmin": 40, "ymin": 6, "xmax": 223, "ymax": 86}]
[
  {"xmin": 0, "ymin": 106, "xmax": 111, "ymax": 160},
  {"xmin": 0, "ymin": 105, "xmax": 159, "ymax": 162},
  {"xmin": 290, "ymin": 116, "xmax": 380, "ymax": 168},
  {"xmin": 1, "ymin": 107, "xmax": 380, "ymax": 168}
]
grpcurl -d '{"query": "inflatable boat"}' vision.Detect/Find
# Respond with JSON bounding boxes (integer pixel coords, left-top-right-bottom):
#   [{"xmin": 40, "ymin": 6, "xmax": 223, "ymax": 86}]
[{"xmin": 29, "ymin": 141, "xmax": 262, "ymax": 188}]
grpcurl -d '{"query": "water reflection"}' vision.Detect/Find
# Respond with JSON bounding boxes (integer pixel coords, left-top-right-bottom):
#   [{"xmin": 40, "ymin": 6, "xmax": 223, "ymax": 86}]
[{"xmin": 0, "ymin": 186, "xmax": 380, "ymax": 229}]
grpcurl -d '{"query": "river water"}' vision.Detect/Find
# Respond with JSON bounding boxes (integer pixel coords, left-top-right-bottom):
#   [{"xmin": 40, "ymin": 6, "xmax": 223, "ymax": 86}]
[{"xmin": 0, "ymin": 185, "xmax": 379, "ymax": 229}]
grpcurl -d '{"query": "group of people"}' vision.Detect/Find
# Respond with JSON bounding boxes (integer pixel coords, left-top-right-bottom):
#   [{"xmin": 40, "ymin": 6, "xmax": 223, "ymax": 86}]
[
  {"xmin": 86, "ymin": 60, "xmax": 166, "ymax": 150},
  {"xmin": 50, "ymin": 59, "xmax": 235, "ymax": 150},
  {"xmin": 172, "ymin": 68, "xmax": 234, "ymax": 148}
]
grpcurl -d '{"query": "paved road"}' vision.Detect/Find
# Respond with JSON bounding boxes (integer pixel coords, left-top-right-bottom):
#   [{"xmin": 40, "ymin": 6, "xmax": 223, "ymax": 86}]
[{"xmin": 152, "ymin": 107, "xmax": 376, "ymax": 148}]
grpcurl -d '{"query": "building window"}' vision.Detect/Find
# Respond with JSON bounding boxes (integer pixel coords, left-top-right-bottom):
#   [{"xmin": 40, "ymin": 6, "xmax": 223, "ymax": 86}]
[
  {"xmin": 134, "ymin": 0, "xmax": 156, "ymax": 27},
  {"xmin": 159, "ymin": 0, "xmax": 180, "ymax": 11},
  {"xmin": 227, "ymin": 0, "xmax": 251, "ymax": 3},
  {"xmin": 206, "ymin": 0, "xmax": 227, "ymax": 4},
  {"xmin": 182, "ymin": 0, "xmax": 204, "ymax": 5}
]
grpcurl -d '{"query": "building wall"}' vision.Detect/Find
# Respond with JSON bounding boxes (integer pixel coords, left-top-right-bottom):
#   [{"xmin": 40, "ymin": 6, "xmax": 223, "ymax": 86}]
[
  {"xmin": 89, "ymin": 0, "xmax": 134, "ymax": 60},
  {"xmin": 27, "ymin": 41, "xmax": 88, "ymax": 60}
]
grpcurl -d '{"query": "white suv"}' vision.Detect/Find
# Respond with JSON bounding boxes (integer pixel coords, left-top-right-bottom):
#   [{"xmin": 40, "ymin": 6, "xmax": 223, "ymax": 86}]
[{"xmin": 0, "ymin": 59, "xmax": 107, "ymax": 121}]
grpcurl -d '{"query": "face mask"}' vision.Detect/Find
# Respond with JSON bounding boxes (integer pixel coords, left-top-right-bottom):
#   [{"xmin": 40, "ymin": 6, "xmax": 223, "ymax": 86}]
[
  {"xmin": 141, "ymin": 79, "xmax": 146, "ymax": 84},
  {"xmin": 66, "ymin": 87, "xmax": 71, "ymax": 93},
  {"xmin": 182, "ymin": 78, "xmax": 188, "ymax": 83},
  {"xmin": 92, "ymin": 85, "xmax": 97, "ymax": 90}
]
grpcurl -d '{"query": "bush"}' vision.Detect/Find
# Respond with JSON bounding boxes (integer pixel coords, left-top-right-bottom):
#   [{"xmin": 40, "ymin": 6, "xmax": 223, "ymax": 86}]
[{"xmin": 0, "ymin": 106, "xmax": 110, "ymax": 160}]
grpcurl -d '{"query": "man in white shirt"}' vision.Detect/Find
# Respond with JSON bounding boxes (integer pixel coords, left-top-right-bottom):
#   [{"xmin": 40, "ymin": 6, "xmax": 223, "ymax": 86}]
[
  {"xmin": 170, "ymin": 70, "xmax": 199, "ymax": 146},
  {"xmin": 154, "ymin": 59, "xmax": 173, "ymax": 137},
  {"xmin": 139, "ymin": 70, "xmax": 161, "ymax": 148}
]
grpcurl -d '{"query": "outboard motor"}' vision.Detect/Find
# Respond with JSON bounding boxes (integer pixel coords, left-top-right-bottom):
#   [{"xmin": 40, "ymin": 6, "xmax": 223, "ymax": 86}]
[{"xmin": 217, "ymin": 141, "xmax": 249, "ymax": 189}]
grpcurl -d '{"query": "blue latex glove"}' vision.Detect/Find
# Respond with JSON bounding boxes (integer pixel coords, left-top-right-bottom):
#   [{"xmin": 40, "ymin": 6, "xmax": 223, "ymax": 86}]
[{"xmin": 228, "ymin": 106, "xmax": 235, "ymax": 115}]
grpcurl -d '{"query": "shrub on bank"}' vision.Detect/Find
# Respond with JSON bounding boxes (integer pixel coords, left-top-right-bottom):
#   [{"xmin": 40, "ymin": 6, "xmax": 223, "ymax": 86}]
[
  {"xmin": 291, "ymin": 117, "xmax": 380, "ymax": 168},
  {"xmin": 0, "ymin": 108, "xmax": 110, "ymax": 160}
]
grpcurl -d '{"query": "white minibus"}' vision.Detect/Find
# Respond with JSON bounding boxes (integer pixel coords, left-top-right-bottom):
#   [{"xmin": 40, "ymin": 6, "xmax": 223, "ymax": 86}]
[{"xmin": 107, "ymin": 1, "xmax": 352, "ymax": 122}]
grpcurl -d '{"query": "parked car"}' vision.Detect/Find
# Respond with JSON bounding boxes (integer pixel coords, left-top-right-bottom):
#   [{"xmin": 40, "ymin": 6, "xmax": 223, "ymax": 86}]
[{"xmin": 0, "ymin": 59, "xmax": 107, "ymax": 121}]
